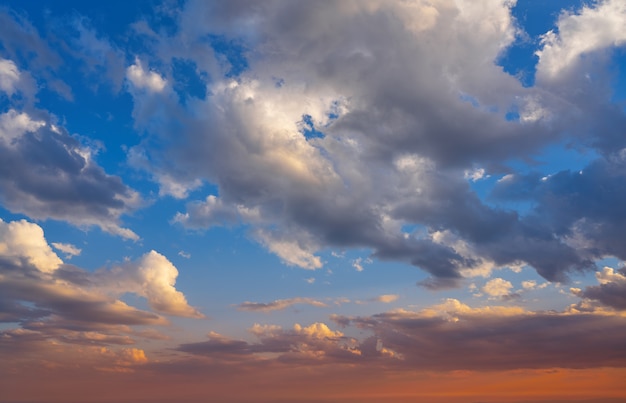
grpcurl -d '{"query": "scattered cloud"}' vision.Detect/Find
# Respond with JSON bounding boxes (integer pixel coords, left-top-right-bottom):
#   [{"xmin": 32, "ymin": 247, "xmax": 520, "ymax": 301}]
[
  {"xmin": 126, "ymin": 58, "xmax": 167, "ymax": 93},
  {"xmin": 482, "ymin": 278, "xmax": 514, "ymax": 298},
  {"xmin": 236, "ymin": 297, "xmax": 328, "ymax": 313},
  {"xmin": 51, "ymin": 242, "xmax": 82, "ymax": 259},
  {"xmin": 0, "ymin": 218, "xmax": 201, "ymax": 358},
  {"xmin": 370, "ymin": 294, "xmax": 399, "ymax": 303}
]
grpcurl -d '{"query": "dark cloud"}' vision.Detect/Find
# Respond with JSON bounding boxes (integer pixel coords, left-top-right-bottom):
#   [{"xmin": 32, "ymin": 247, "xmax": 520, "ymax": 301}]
[
  {"xmin": 116, "ymin": 0, "xmax": 625, "ymax": 284},
  {"xmin": 0, "ymin": 111, "xmax": 141, "ymax": 239},
  {"xmin": 332, "ymin": 304, "xmax": 626, "ymax": 370},
  {"xmin": 178, "ymin": 323, "xmax": 362, "ymax": 364},
  {"xmin": 573, "ymin": 267, "xmax": 626, "ymax": 310}
]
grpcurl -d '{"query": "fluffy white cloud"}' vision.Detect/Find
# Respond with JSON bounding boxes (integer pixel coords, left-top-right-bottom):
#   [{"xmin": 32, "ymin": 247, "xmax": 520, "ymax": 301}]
[
  {"xmin": 482, "ymin": 278, "xmax": 514, "ymax": 297},
  {"xmin": 97, "ymin": 250, "xmax": 203, "ymax": 318},
  {"xmin": 0, "ymin": 58, "xmax": 21, "ymax": 95},
  {"xmin": 595, "ymin": 266, "xmax": 626, "ymax": 285},
  {"xmin": 0, "ymin": 218, "xmax": 62, "ymax": 273},
  {"xmin": 536, "ymin": 0, "xmax": 626, "ymax": 81},
  {"xmin": 126, "ymin": 58, "xmax": 167, "ymax": 92},
  {"xmin": 254, "ymin": 229, "xmax": 323, "ymax": 270}
]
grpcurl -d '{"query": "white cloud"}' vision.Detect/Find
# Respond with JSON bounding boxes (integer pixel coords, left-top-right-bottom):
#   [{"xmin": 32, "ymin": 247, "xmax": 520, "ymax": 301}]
[
  {"xmin": 254, "ymin": 229, "xmax": 322, "ymax": 270},
  {"xmin": 521, "ymin": 280, "xmax": 536, "ymax": 290},
  {"xmin": 97, "ymin": 250, "xmax": 204, "ymax": 318},
  {"xmin": 373, "ymin": 294, "xmax": 399, "ymax": 303},
  {"xmin": 0, "ymin": 58, "xmax": 21, "ymax": 95},
  {"xmin": 464, "ymin": 167, "xmax": 487, "ymax": 182},
  {"xmin": 596, "ymin": 266, "xmax": 626, "ymax": 285},
  {"xmin": 536, "ymin": 0, "xmax": 626, "ymax": 81},
  {"xmin": 126, "ymin": 58, "xmax": 167, "ymax": 92},
  {"xmin": 0, "ymin": 218, "xmax": 62, "ymax": 273},
  {"xmin": 0, "ymin": 109, "xmax": 45, "ymax": 144},
  {"xmin": 482, "ymin": 278, "xmax": 514, "ymax": 297},
  {"xmin": 51, "ymin": 242, "xmax": 82, "ymax": 259}
]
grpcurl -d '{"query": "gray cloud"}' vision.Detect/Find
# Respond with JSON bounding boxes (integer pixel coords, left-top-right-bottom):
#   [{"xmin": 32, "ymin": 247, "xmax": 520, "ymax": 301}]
[
  {"xmin": 332, "ymin": 301, "xmax": 626, "ymax": 370},
  {"xmin": 0, "ymin": 109, "xmax": 141, "ymax": 239},
  {"xmin": 0, "ymin": 0, "xmax": 610, "ymax": 283},
  {"xmin": 115, "ymin": 0, "xmax": 626, "ymax": 285},
  {"xmin": 236, "ymin": 297, "xmax": 328, "ymax": 312},
  {"xmin": 0, "ymin": 218, "xmax": 200, "ymax": 354}
]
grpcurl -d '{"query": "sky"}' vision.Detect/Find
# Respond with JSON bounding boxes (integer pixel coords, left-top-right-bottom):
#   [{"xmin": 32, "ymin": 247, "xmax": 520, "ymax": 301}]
[{"xmin": 1, "ymin": 0, "xmax": 626, "ymax": 402}]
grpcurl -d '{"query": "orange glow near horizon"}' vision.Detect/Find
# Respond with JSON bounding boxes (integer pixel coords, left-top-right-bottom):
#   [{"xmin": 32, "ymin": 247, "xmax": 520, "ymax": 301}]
[{"xmin": 2, "ymin": 364, "xmax": 626, "ymax": 403}]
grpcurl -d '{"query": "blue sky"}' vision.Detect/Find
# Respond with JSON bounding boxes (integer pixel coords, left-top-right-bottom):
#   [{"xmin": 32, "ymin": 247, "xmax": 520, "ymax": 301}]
[{"xmin": 2, "ymin": 1, "xmax": 626, "ymax": 402}]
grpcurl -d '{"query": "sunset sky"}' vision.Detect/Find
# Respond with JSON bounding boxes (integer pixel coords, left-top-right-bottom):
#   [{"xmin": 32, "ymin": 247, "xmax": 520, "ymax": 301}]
[{"xmin": 1, "ymin": 1, "xmax": 626, "ymax": 402}]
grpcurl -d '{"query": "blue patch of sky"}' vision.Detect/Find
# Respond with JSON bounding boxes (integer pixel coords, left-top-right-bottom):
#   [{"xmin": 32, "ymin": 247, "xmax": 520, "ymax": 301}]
[
  {"xmin": 206, "ymin": 34, "xmax": 249, "ymax": 78},
  {"xmin": 468, "ymin": 137, "xmax": 600, "ymax": 215},
  {"xmin": 498, "ymin": 0, "xmax": 586, "ymax": 87},
  {"xmin": 172, "ymin": 58, "xmax": 207, "ymax": 103},
  {"xmin": 298, "ymin": 114, "xmax": 325, "ymax": 140}
]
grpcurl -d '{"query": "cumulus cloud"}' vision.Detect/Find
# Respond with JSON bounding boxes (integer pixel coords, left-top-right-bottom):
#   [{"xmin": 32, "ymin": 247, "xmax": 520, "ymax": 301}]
[
  {"xmin": 572, "ymin": 266, "xmax": 626, "ymax": 310},
  {"xmin": 0, "ymin": 219, "xmax": 200, "ymax": 357},
  {"xmin": 236, "ymin": 297, "xmax": 328, "ymax": 312},
  {"xmin": 0, "ymin": 218, "xmax": 62, "ymax": 273},
  {"xmin": 535, "ymin": 0, "xmax": 626, "ymax": 82},
  {"xmin": 126, "ymin": 58, "xmax": 167, "ymax": 92},
  {"xmin": 116, "ymin": 0, "xmax": 624, "ymax": 285},
  {"xmin": 122, "ymin": 0, "xmax": 544, "ymax": 280},
  {"xmin": 4, "ymin": 0, "xmax": 619, "ymax": 285},
  {"xmin": 96, "ymin": 250, "xmax": 204, "ymax": 318},
  {"xmin": 482, "ymin": 278, "xmax": 514, "ymax": 298},
  {"xmin": 0, "ymin": 108, "xmax": 141, "ymax": 239}
]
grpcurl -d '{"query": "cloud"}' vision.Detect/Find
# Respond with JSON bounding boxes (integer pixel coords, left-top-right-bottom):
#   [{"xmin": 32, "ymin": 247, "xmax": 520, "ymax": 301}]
[
  {"xmin": 126, "ymin": 58, "xmax": 167, "ymax": 93},
  {"xmin": 1, "ymin": 0, "xmax": 614, "ymax": 285},
  {"xmin": 0, "ymin": 218, "xmax": 62, "ymax": 273},
  {"xmin": 95, "ymin": 250, "xmax": 204, "ymax": 318},
  {"xmin": 0, "ymin": 218, "xmax": 200, "ymax": 358},
  {"xmin": 370, "ymin": 294, "xmax": 399, "ymax": 303},
  {"xmin": 124, "ymin": 0, "xmax": 546, "ymax": 280},
  {"xmin": 0, "ymin": 58, "xmax": 21, "ymax": 95},
  {"xmin": 535, "ymin": 0, "xmax": 626, "ymax": 82},
  {"xmin": 236, "ymin": 297, "xmax": 328, "ymax": 312},
  {"xmin": 571, "ymin": 266, "xmax": 626, "ymax": 310},
  {"xmin": 331, "ymin": 298, "xmax": 626, "ymax": 371},
  {"xmin": 482, "ymin": 278, "xmax": 514, "ymax": 297},
  {"xmin": 0, "ymin": 108, "xmax": 141, "ymax": 239},
  {"xmin": 178, "ymin": 297, "xmax": 626, "ymax": 372},
  {"xmin": 180, "ymin": 322, "xmax": 361, "ymax": 363},
  {"xmin": 51, "ymin": 242, "xmax": 82, "ymax": 259}
]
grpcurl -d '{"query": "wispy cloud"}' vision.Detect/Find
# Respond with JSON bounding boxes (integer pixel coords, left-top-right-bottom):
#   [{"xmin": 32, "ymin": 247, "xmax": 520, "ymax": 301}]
[{"xmin": 236, "ymin": 297, "xmax": 328, "ymax": 313}]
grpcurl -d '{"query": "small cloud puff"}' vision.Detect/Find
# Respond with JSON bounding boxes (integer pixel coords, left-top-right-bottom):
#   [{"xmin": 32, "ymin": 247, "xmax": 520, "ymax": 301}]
[
  {"xmin": 126, "ymin": 58, "xmax": 167, "ymax": 92},
  {"xmin": 236, "ymin": 297, "xmax": 327, "ymax": 313},
  {"xmin": 482, "ymin": 278, "xmax": 514, "ymax": 298},
  {"xmin": 51, "ymin": 242, "xmax": 82, "ymax": 259}
]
